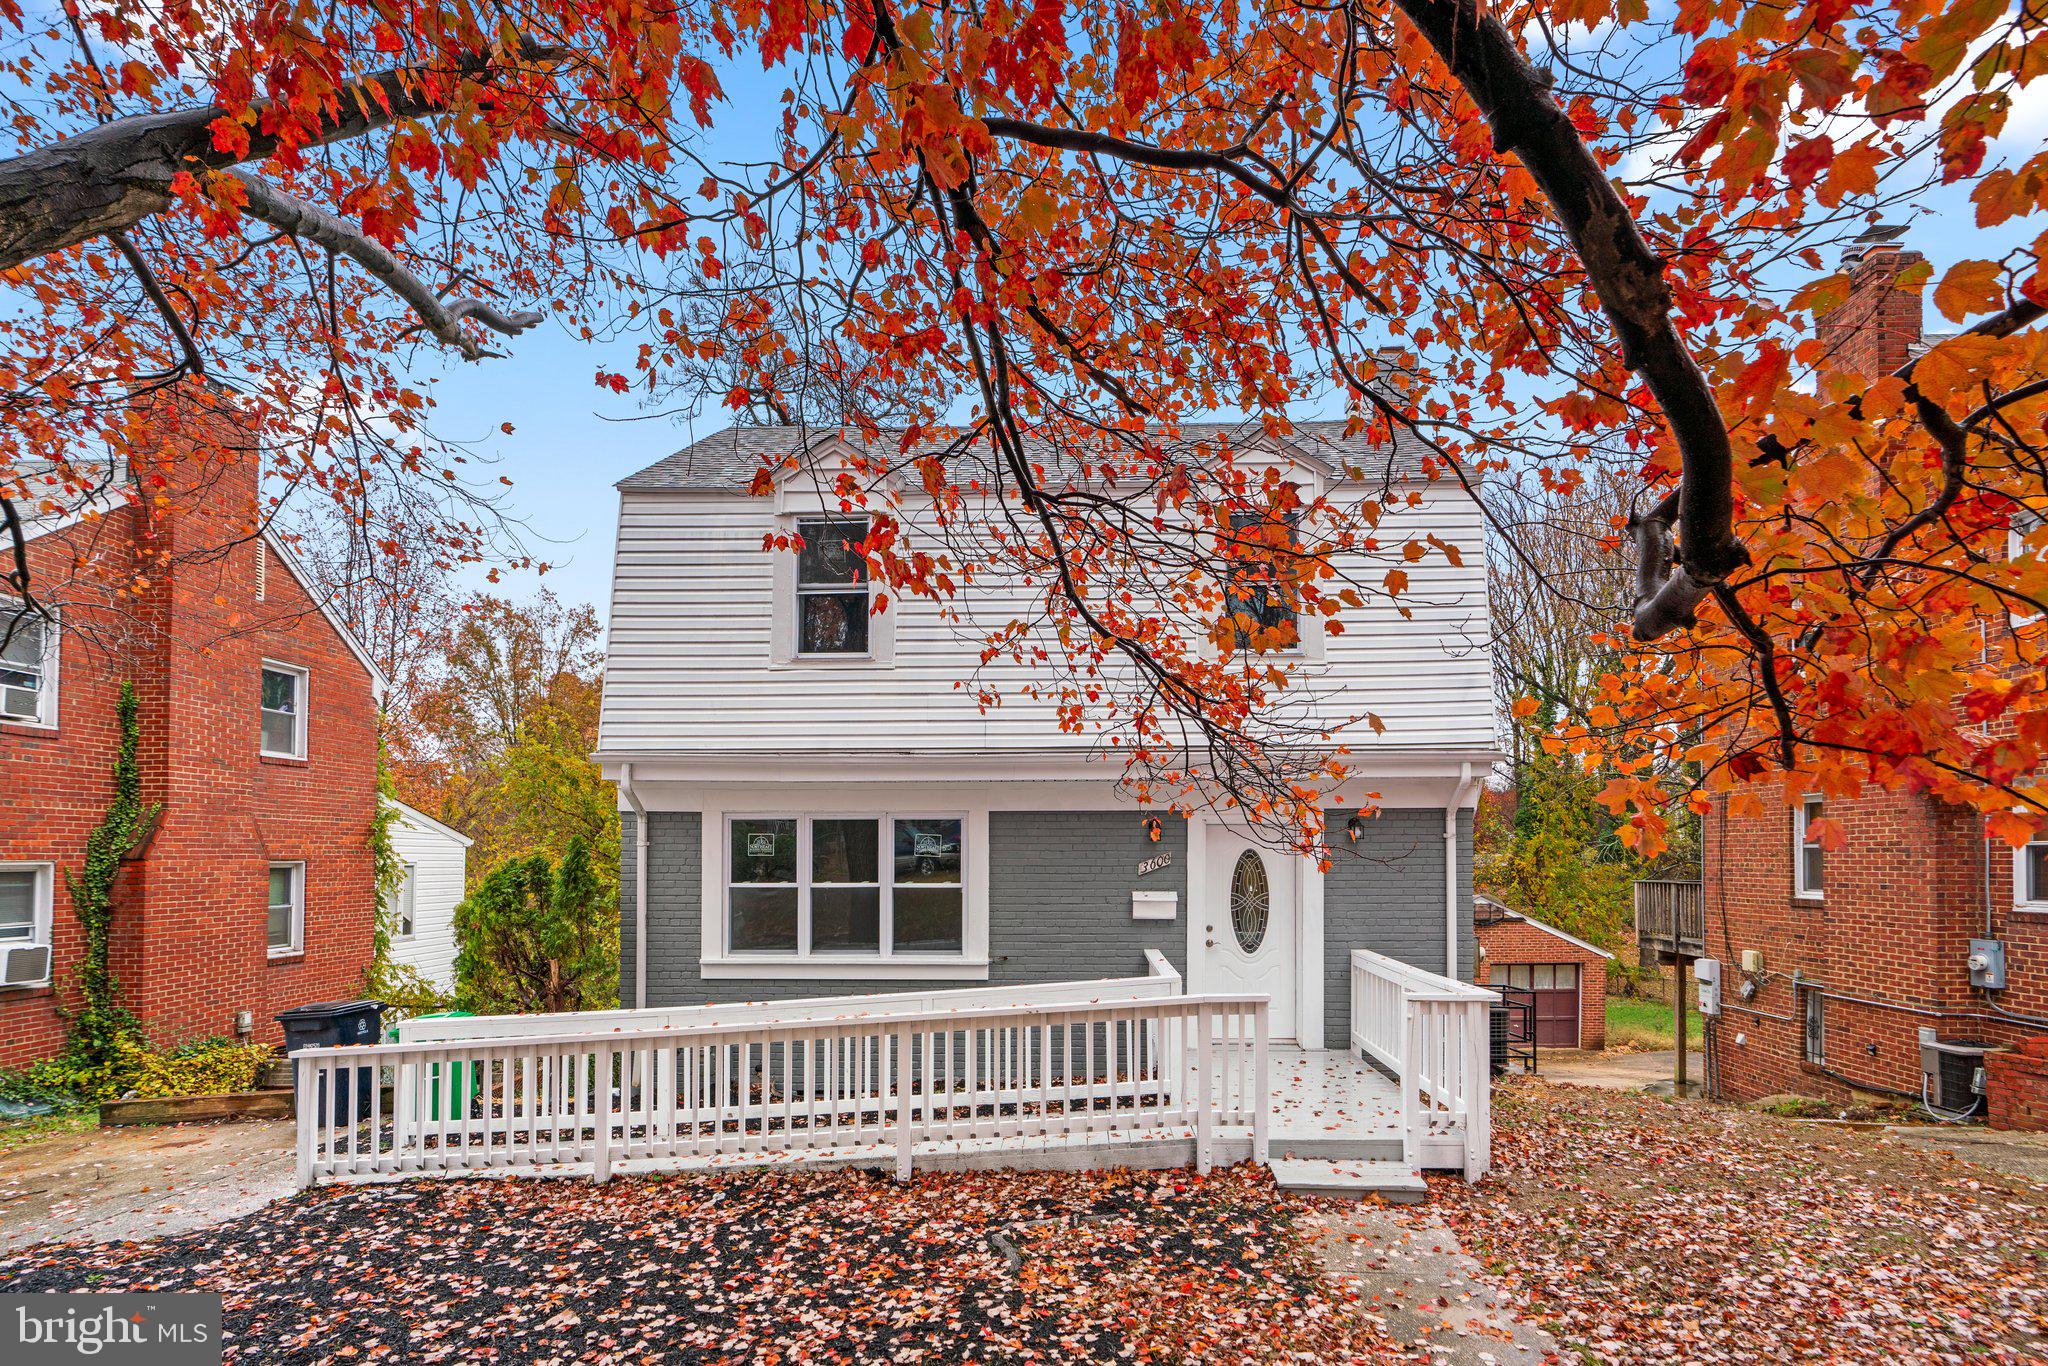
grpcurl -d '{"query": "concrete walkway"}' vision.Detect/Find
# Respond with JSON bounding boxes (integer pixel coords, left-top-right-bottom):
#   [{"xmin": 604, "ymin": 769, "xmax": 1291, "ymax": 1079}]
[
  {"xmin": 1533, "ymin": 1047, "xmax": 1682, "ymax": 1091},
  {"xmin": 0, "ymin": 1117, "xmax": 296, "ymax": 1253},
  {"xmin": 1313, "ymin": 1204, "xmax": 1565, "ymax": 1364}
]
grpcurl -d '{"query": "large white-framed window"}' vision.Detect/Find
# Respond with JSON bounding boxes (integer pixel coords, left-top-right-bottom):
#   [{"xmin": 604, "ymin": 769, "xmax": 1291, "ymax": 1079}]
[
  {"xmin": 716, "ymin": 812, "xmax": 979, "ymax": 973},
  {"xmin": 1793, "ymin": 794, "xmax": 1826, "ymax": 900},
  {"xmin": 794, "ymin": 516, "xmax": 872, "ymax": 657},
  {"xmin": 267, "ymin": 861, "xmax": 304, "ymax": 957},
  {"xmin": 0, "ymin": 601, "xmax": 58, "ymax": 728},
  {"xmin": 0, "ymin": 862, "xmax": 55, "ymax": 984},
  {"xmin": 2014, "ymin": 836, "xmax": 2048, "ymax": 913},
  {"xmin": 393, "ymin": 861, "xmax": 418, "ymax": 940},
  {"xmin": 259, "ymin": 661, "xmax": 308, "ymax": 758}
]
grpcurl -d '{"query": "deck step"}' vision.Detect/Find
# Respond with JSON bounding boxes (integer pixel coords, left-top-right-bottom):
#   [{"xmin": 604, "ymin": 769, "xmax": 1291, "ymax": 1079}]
[
  {"xmin": 1265, "ymin": 1135, "xmax": 1407, "ymax": 1162},
  {"xmin": 1266, "ymin": 1157, "xmax": 1428, "ymax": 1204}
]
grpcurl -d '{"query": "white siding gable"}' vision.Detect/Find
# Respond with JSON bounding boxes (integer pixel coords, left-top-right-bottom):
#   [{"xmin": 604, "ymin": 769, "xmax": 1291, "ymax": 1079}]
[
  {"xmin": 382, "ymin": 800, "xmax": 471, "ymax": 992},
  {"xmin": 598, "ymin": 481, "xmax": 1494, "ymax": 760}
]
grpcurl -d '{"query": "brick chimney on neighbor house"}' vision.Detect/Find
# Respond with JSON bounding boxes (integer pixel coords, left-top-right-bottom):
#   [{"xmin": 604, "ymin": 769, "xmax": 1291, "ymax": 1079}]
[{"xmin": 1815, "ymin": 224, "xmax": 1925, "ymax": 379}]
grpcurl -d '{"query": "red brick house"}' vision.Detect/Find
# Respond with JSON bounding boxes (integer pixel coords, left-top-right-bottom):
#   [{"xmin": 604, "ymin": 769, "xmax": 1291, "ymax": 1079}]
[
  {"xmin": 0, "ymin": 392, "xmax": 388, "ymax": 1068},
  {"xmin": 1474, "ymin": 896, "xmax": 1612, "ymax": 1049},
  {"xmin": 1699, "ymin": 230, "xmax": 2048, "ymax": 1120}
]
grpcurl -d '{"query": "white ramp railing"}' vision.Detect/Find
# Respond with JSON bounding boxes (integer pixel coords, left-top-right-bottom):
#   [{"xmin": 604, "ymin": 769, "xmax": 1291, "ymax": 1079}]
[
  {"xmin": 298, "ymin": 991, "xmax": 1267, "ymax": 1189},
  {"xmin": 1348, "ymin": 947, "xmax": 1493, "ymax": 1180},
  {"xmin": 393, "ymin": 951, "xmax": 1184, "ymax": 1046}
]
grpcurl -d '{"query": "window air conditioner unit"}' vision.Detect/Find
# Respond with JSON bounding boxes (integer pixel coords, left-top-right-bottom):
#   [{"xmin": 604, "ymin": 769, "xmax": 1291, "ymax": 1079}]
[{"xmin": 1, "ymin": 944, "xmax": 51, "ymax": 987}]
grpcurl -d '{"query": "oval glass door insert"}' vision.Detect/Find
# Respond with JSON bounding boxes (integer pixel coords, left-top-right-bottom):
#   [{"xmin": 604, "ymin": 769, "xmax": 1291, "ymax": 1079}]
[{"xmin": 1230, "ymin": 851, "xmax": 1270, "ymax": 954}]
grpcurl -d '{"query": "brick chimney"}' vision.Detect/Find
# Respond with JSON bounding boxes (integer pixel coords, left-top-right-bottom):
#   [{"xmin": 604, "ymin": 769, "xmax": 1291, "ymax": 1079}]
[{"xmin": 1815, "ymin": 224, "xmax": 1925, "ymax": 380}]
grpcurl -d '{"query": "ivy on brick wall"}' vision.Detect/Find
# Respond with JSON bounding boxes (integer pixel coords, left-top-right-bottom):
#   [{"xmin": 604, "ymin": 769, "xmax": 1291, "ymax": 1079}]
[{"xmin": 61, "ymin": 680, "xmax": 157, "ymax": 1069}]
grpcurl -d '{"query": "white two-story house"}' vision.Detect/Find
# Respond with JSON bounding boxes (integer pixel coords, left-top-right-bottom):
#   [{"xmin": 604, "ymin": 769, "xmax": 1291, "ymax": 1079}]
[{"xmin": 594, "ymin": 422, "xmax": 1497, "ymax": 1051}]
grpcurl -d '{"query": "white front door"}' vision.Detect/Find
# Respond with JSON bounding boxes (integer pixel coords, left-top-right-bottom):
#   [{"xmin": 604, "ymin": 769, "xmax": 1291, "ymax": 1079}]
[{"xmin": 1201, "ymin": 831, "xmax": 1298, "ymax": 1040}]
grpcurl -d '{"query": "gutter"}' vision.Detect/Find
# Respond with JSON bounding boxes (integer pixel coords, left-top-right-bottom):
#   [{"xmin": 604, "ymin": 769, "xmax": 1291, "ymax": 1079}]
[
  {"xmin": 618, "ymin": 762, "xmax": 650, "ymax": 1010},
  {"xmin": 1444, "ymin": 760, "xmax": 1479, "ymax": 979}
]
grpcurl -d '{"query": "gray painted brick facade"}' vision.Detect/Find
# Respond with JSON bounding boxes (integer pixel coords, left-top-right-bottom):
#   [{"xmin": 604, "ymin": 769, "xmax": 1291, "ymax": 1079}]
[
  {"xmin": 624, "ymin": 811, "xmax": 1186, "ymax": 1005},
  {"xmin": 621, "ymin": 805, "xmax": 1469, "ymax": 1049},
  {"xmin": 1321, "ymin": 807, "xmax": 1474, "ymax": 1048}
]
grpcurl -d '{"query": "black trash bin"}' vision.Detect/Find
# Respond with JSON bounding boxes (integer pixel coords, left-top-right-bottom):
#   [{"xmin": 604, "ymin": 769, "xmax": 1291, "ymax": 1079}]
[{"xmin": 277, "ymin": 999, "xmax": 384, "ymax": 1122}]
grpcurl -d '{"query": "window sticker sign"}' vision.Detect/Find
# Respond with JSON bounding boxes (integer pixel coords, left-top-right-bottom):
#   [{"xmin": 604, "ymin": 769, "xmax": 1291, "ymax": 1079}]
[
  {"xmin": 747, "ymin": 833, "xmax": 778, "ymax": 859},
  {"xmin": 913, "ymin": 832, "xmax": 945, "ymax": 857}
]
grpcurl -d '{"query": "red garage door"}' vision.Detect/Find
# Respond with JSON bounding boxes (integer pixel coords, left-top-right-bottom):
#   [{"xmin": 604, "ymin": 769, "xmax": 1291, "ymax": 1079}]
[{"xmin": 1491, "ymin": 964, "xmax": 1581, "ymax": 1046}]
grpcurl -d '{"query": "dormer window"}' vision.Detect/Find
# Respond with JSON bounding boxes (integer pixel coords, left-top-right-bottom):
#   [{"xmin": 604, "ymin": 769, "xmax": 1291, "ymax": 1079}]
[
  {"xmin": 796, "ymin": 516, "xmax": 871, "ymax": 656},
  {"xmin": 1224, "ymin": 510, "xmax": 1302, "ymax": 653}
]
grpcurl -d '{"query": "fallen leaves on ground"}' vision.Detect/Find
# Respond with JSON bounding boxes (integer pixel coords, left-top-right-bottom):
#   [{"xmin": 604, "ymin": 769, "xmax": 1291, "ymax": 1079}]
[
  {"xmin": 1427, "ymin": 1081, "xmax": 2048, "ymax": 1363},
  {"xmin": 0, "ymin": 1164, "xmax": 1405, "ymax": 1363}
]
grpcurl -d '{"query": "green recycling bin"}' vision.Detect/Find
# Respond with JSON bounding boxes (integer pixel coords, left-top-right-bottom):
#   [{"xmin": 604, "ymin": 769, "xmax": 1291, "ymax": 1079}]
[{"xmin": 386, "ymin": 1011, "xmax": 479, "ymax": 1120}]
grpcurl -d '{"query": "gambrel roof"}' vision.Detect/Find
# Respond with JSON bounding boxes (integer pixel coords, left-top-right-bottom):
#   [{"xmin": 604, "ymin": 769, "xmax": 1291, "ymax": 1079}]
[{"xmin": 618, "ymin": 419, "xmax": 1440, "ymax": 494}]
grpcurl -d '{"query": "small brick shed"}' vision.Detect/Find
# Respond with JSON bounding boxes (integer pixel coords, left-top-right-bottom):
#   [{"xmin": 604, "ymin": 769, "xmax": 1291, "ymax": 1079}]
[{"xmin": 1474, "ymin": 896, "xmax": 1614, "ymax": 1050}]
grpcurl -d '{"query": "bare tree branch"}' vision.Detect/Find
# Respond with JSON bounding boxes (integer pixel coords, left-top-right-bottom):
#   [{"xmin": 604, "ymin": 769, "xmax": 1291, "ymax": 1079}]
[{"xmin": 226, "ymin": 171, "xmax": 541, "ymax": 361}]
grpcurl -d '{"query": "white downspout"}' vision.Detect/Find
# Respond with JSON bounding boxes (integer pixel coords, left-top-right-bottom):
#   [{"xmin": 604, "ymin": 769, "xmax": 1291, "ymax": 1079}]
[
  {"xmin": 1445, "ymin": 761, "xmax": 1479, "ymax": 980},
  {"xmin": 619, "ymin": 762, "xmax": 650, "ymax": 1010}
]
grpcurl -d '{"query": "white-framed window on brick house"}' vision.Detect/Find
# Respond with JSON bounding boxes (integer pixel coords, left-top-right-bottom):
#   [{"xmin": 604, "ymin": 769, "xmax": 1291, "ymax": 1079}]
[
  {"xmin": 0, "ymin": 862, "xmax": 55, "ymax": 985},
  {"xmin": 722, "ymin": 814, "xmax": 969, "ymax": 962},
  {"xmin": 1793, "ymin": 794, "xmax": 1825, "ymax": 900},
  {"xmin": 2014, "ymin": 836, "xmax": 2048, "ymax": 913},
  {"xmin": 2010, "ymin": 507, "xmax": 2043, "ymax": 626},
  {"xmin": 0, "ymin": 601, "xmax": 58, "ymax": 728},
  {"xmin": 794, "ymin": 516, "xmax": 871, "ymax": 657},
  {"xmin": 259, "ymin": 661, "xmax": 307, "ymax": 758},
  {"xmin": 267, "ymin": 862, "xmax": 304, "ymax": 957},
  {"xmin": 1801, "ymin": 986, "xmax": 1826, "ymax": 1064}
]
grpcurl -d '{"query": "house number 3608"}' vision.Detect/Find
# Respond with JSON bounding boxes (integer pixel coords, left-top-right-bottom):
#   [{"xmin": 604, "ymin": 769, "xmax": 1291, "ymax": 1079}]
[{"xmin": 1136, "ymin": 853, "xmax": 1173, "ymax": 876}]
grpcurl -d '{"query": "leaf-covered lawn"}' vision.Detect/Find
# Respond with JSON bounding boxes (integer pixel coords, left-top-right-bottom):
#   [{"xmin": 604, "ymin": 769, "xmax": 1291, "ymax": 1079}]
[
  {"xmin": 1429, "ymin": 1081, "xmax": 2048, "ymax": 1364},
  {"xmin": 0, "ymin": 1164, "xmax": 1404, "ymax": 1363}
]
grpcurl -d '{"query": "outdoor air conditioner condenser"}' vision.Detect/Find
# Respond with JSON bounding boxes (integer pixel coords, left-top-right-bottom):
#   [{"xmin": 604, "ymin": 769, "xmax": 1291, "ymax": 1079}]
[{"xmin": 1917, "ymin": 1027, "xmax": 1991, "ymax": 1115}]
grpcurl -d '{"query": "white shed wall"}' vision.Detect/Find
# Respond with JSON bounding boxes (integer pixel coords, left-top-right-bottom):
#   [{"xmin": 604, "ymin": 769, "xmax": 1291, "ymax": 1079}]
[{"xmin": 384, "ymin": 809, "xmax": 470, "ymax": 992}]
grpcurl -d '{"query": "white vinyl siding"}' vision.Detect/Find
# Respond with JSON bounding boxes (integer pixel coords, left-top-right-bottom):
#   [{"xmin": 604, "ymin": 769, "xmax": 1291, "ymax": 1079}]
[
  {"xmin": 381, "ymin": 804, "xmax": 470, "ymax": 991},
  {"xmin": 599, "ymin": 485, "xmax": 1492, "ymax": 755}
]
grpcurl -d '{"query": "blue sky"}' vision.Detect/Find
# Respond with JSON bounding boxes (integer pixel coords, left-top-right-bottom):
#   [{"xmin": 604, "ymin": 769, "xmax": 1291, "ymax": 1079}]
[{"xmin": 420, "ymin": 19, "xmax": 2046, "ymax": 622}]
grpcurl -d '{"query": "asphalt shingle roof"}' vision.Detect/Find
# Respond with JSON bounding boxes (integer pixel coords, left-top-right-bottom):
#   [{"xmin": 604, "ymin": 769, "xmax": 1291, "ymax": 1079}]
[{"xmin": 617, "ymin": 420, "xmax": 1436, "ymax": 493}]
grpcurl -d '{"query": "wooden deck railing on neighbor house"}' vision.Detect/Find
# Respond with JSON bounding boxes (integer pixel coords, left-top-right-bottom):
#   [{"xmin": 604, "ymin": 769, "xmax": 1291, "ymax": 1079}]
[{"xmin": 1634, "ymin": 879, "xmax": 1706, "ymax": 962}]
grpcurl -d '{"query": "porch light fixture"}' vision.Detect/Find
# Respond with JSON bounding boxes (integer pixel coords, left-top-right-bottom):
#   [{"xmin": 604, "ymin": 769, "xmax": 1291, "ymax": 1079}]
[
  {"xmin": 1142, "ymin": 816, "xmax": 1163, "ymax": 843},
  {"xmin": 1346, "ymin": 815, "xmax": 1364, "ymax": 843}
]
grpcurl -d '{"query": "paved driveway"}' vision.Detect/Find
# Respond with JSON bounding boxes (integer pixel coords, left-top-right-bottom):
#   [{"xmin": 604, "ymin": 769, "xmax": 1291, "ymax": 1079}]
[
  {"xmin": 0, "ymin": 1117, "xmax": 296, "ymax": 1253},
  {"xmin": 1533, "ymin": 1048, "xmax": 1680, "ymax": 1090}
]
